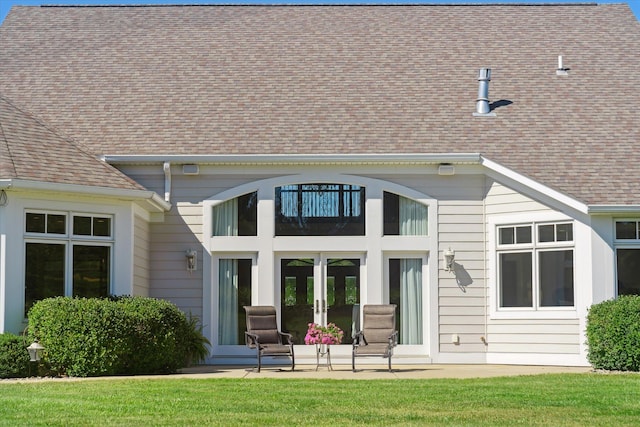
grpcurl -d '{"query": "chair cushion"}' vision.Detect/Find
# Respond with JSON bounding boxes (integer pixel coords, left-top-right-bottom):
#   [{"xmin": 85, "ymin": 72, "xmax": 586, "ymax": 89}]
[
  {"xmin": 260, "ymin": 344, "xmax": 293, "ymax": 354},
  {"xmin": 354, "ymin": 343, "xmax": 391, "ymax": 356},
  {"xmin": 362, "ymin": 328, "xmax": 394, "ymax": 344},
  {"xmin": 254, "ymin": 330, "xmax": 280, "ymax": 344}
]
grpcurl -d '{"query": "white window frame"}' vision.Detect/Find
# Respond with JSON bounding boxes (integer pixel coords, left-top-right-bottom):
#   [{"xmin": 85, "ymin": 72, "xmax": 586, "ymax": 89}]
[
  {"xmin": 24, "ymin": 210, "xmax": 114, "ymax": 311},
  {"xmin": 613, "ymin": 219, "xmax": 640, "ymax": 297},
  {"xmin": 488, "ymin": 212, "xmax": 578, "ymax": 320},
  {"xmin": 382, "ymin": 251, "xmax": 429, "ymax": 355}
]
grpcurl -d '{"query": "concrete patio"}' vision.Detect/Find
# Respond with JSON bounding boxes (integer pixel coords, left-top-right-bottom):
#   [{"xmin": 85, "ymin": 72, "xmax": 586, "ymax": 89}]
[{"xmin": 175, "ymin": 364, "xmax": 592, "ymax": 380}]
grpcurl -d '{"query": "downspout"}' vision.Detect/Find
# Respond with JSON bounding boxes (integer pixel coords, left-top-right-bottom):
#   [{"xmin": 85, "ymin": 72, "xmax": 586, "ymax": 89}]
[
  {"xmin": 482, "ymin": 176, "xmax": 489, "ymax": 352},
  {"xmin": 163, "ymin": 162, "xmax": 171, "ymax": 203}
]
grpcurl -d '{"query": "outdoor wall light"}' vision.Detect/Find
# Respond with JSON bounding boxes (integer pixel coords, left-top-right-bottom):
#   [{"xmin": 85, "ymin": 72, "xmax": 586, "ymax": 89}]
[
  {"xmin": 444, "ymin": 248, "xmax": 455, "ymax": 272},
  {"xmin": 186, "ymin": 249, "xmax": 197, "ymax": 272},
  {"xmin": 27, "ymin": 340, "xmax": 45, "ymax": 362}
]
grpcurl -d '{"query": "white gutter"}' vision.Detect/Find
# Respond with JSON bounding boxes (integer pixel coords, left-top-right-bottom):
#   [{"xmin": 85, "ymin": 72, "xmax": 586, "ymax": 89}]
[
  {"xmin": 588, "ymin": 205, "xmax": 640, "ymax": 215},
  {"xmin": 101, "ymin": 153, "xmax": 483, "ymax": 165},
  {"xmin": 0, "ymin": 179, "xmax": 171, "ymax": 212}
]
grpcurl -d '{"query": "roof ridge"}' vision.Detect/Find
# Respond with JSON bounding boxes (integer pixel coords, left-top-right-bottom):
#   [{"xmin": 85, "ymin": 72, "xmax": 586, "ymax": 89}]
[
  {"xmin": 0, "ymin": 99, "xmax": 18, "ymax": 178},
  {"xmin": 0, "ymin": 94, "xmax": 145, "ymax": 191},
  {"xmin": 36, "ymin": 2, "xmax": 599, "ymax": 7},
  {"xmin": 0, "ymin": 93, "xmax": 98, "ymax": 160}
]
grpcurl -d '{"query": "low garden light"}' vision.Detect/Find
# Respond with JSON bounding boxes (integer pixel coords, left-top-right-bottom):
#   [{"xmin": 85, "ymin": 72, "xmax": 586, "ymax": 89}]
[{"xmin": 27, "ymin": 340, "xmax": 45, "ymax": 362}]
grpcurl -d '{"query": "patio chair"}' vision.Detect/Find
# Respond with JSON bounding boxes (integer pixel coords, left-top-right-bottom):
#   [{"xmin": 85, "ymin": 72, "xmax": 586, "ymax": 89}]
[
  {"xmin": 352, "ymin": 304, "xmax": 398, "ymax": 372},
  {"xmin": 243, "ymin": 305, "xmax": 295, "ymax": 372}
]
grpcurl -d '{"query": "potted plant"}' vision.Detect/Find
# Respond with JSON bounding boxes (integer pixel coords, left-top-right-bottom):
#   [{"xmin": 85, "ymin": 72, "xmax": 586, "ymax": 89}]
[{"xmin": 304, "ymin": 322, "xmax": 344, "ymax": 345}]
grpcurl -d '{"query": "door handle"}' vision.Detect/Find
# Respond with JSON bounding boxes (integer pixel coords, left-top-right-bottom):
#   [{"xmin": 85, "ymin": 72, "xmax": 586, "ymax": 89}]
[
  {"xmin": 322, "ymin": 299, "xmax": 326, "ymax": 313},
  {"xmin": 315, "ymin": 300, "xmax": 320, "ymax": 314}
]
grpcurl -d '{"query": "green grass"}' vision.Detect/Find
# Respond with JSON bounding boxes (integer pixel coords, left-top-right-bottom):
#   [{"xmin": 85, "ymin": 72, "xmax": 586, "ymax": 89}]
[{"xmin": 1, "ymin": 374, "xmax": 639, "ymax": 426}]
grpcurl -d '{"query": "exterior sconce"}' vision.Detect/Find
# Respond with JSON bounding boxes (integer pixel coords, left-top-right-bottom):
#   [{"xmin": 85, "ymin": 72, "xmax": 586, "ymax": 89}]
[
  {"xmin": 27, "ymin": 340, "xmax": 45, "ymax": 362},
  {"xmin": 186, "ymin": 249, "xmax": 197, "ymax": 272},
  {"xmin": 444, "ymin": 248, "xmax": 455, "ymax": 272}
]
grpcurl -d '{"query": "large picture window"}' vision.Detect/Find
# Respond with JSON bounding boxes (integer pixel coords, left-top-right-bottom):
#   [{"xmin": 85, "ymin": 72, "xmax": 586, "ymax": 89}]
[
  {"xmin": 498, "ymin": 222, "xmax": 574, "ymax": 309},
  {"xmin": 275, "ymin": 184, "xmax": 365, "ymax": 236},
  {"xmin": 24, "ymin": 211, "xmax": 112, "ymax": 314}
]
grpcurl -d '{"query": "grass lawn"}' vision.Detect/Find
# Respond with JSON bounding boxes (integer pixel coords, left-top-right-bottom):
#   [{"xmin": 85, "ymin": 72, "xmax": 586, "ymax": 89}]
[{"xmin": 1, "ymin": 373, "xmax": 639, "ymax": 426}]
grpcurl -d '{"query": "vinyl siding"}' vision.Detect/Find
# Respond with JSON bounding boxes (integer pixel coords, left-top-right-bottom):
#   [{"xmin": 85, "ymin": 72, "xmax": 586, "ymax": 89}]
[
  {"xmin": 484, "ymin": 180, "xmax": 581, "ymax": 355},
  {"xmin": 132, "ymin": 214, "xmax": 150, "ymax": 296},
  {"xmin": 436, "ymin": 176, "xmax": 487, "ymax": 353},
  {"xmin": 487, "ymin": 319, "xmax": 581, "ymax": 354}
]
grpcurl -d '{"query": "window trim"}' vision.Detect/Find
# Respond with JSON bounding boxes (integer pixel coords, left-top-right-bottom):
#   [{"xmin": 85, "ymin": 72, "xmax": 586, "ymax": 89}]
[
  {"xmin": 614, "ymin": 219, "xmax": 640, "ymax": 297},
  {"xmin": 489, "ymin": 213, "xmax": 578, "ymax": 320},
  {"xmin": 23, "ymin": 210, "xmax": 114, "ymax": 314}
]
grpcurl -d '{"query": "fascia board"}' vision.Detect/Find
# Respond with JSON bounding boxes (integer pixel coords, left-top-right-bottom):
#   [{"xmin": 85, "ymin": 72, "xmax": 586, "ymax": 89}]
[
  {"xmin": 588, "ymin": 205, "xmax": 640, "ymax": 215},
  {"xmin": 0, "ymin": 179, "xmax": 170, "ymax": 212},
  {"xmin": 101, "ymin": 153, "xmax": 483, "ymax": 166}
]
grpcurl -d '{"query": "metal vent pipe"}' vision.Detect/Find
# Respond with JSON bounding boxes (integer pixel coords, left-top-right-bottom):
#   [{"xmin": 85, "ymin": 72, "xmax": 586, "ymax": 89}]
[{"xmin": 476, "ymin": 68, "xmax": 492, "ymax": 114}]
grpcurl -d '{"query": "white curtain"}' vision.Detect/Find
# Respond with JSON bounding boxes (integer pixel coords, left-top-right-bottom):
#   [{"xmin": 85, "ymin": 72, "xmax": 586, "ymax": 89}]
[
  {"xmin": 400, "ymin": 258, "xmax": 423, "ymax": 344},
  {"xmin": 218, "ymin": 259, "xmax": 238, "ymax": 345},
  {"xmin": 213, "ymin": 199, "xmax": 238, "ymax": 236},
  {"xmin": 399, "ymin": 197, "xmax": 427, "ymax": 236}
]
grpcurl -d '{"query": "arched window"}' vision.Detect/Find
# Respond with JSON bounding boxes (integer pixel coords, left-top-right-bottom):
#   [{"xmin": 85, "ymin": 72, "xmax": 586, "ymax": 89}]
[
  {"xmin": 383, "ymin": 192, "xmax": 428, "ymax": 236},
  {"xmin": 212, "ymin": 192, "xmax": 257, "ymax": 236},
  {"xmin": 275, "ymin": 184, "xmax": 365, "ymax": 236}
]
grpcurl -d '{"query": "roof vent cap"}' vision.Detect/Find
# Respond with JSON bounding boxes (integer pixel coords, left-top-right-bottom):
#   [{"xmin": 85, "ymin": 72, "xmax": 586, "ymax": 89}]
[{"xmin": 473, "ymin": 68, "xmax": 496, "ymax": 117}]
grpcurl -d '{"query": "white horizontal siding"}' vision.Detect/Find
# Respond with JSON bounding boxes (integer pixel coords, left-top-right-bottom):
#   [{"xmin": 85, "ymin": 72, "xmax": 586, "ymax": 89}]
[
  {"xmin": 485, "ymin": 181, "xmax": 550, "ymax": 216},
  {"xmin": 436, "ymin": 175, "xmax": 488, "ymax": 355}
]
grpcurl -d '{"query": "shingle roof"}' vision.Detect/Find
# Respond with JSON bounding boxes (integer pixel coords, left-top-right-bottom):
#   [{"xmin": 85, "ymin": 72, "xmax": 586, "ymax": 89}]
[
  {"xmin": 0, "ymin": 4, "xmax": 638, "ymax": 205},
  {"xmin": 0, "ymin": 95, "xmax": 145, "ymax": 190}
]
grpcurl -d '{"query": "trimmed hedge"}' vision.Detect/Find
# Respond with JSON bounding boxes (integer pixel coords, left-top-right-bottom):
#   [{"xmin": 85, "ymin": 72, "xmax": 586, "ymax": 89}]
[
  {"xmin": 586, "ymin": 295, "xmax": 640, "ymax": 371},
  {"xmin": 27, "ymin": 296, "xmax": 207, "ymax": 377},
  {"xmin": 0, "ymin": 333, "xmax": 31, "ymax": 378}
]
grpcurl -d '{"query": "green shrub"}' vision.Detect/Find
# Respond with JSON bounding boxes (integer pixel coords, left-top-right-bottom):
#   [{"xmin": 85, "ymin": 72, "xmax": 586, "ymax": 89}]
[
  {"xmin": 27, "ymin": 296, "xmax": 204, "ymax": 377},
  {"xmin": 586, "ymin": 295, "xmax": 640, "ymax": 371},
  {"xmin": 183, "ymin": 313, "xmax": 211, "ymax": 367},
  {"xmin": 0, "ymin": 333, "xmax": 31, "ymax": 378}
]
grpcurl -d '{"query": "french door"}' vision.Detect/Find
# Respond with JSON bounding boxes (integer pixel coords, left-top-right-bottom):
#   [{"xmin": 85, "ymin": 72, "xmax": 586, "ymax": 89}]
[{"xmin": 280, "ymin": 255, "xmax": 361, "ymax": 346}]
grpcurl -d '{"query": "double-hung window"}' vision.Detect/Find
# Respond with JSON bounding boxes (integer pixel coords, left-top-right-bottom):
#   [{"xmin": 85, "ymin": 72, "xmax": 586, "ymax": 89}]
[
  {"xmin": 24, "ymin": 211, "xmax": 113, "ymax": 314},
  {"xmin": 498, "ymin": 222, "xmax": 574, "ymax": 309}
]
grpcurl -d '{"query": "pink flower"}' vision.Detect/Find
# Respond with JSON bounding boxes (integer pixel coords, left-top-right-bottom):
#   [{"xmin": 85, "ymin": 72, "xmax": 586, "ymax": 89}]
[{"xmin": 305, "ymin": 322, "xmax": 344, "ymax": 345}]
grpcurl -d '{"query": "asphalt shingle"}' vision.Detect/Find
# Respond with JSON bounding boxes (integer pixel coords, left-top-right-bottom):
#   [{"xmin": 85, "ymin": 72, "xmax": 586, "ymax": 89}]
[
  {"xmin": 0, "ymin": 95, "xmax": 145, "ymax": 190},
  {"xmin": 0, "ymin": 4, "xmax": 638, "ymax": 204}
]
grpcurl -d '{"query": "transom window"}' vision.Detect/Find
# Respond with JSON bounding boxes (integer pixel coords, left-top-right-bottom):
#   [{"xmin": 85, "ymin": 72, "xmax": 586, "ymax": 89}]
[
  {"xmin": 24, "ymin": 211, "xmax": 112, "ymax": 314},
  {"xmin": 275, "ymin": 184, "xmax": 365, "ymax": 236},
  {"xmin": 616, "ymin": 220, "xmax": 640, "ymax": 240},
  {"xmin": 498, "ymin": 222, "xmax": 574, "ymax": 309}
]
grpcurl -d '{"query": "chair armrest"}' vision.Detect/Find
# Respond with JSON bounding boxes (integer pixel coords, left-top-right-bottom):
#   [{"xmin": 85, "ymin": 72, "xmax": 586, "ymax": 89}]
[
  {"xmin": 388, "ymin": 330, "xmax": 399, "ymax": 348},
  {"xmin": 245, "ymin": 331, "xmax": 260, "ymax": 348},
  {"xmin": 278, "ymin": 331, "xmax": 295, "ymax": 345},
  {"xmin": 352, "ymin": 331, "xmax": 367, "ymax": 347}
]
